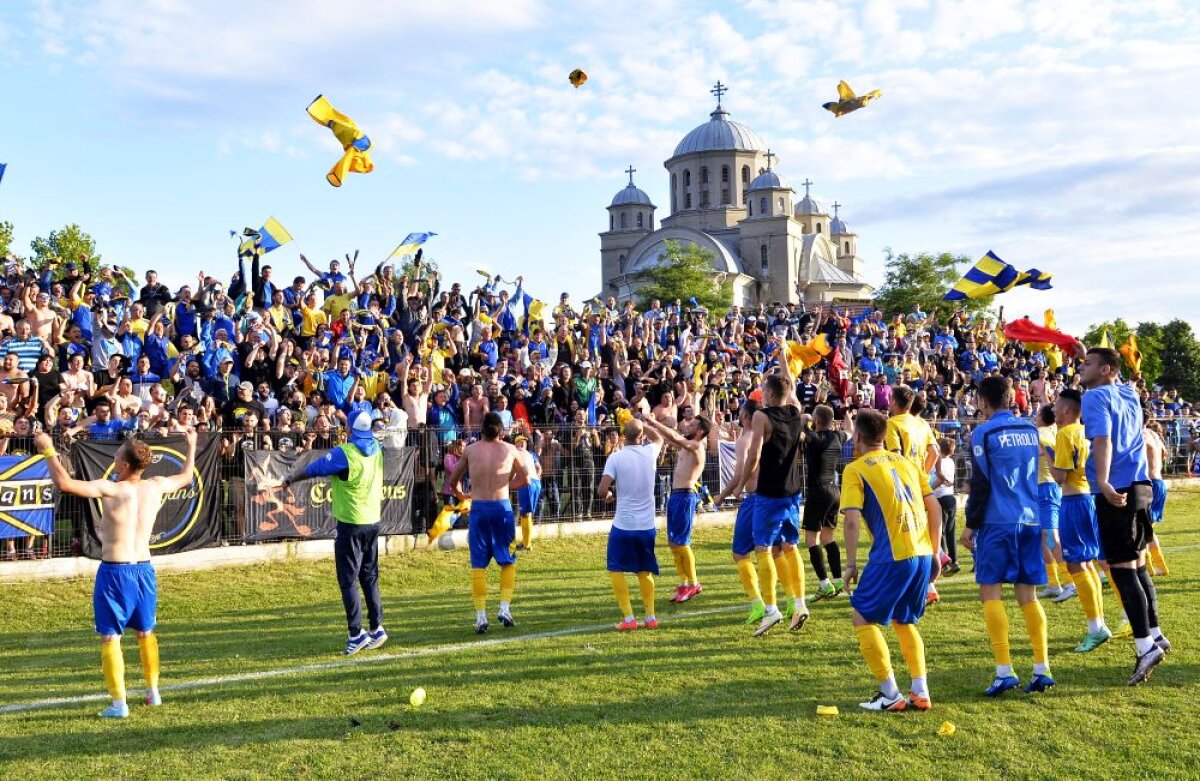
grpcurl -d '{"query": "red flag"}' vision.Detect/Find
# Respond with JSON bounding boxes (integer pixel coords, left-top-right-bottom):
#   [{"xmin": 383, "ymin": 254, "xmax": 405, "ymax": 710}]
[
  {"xmin": 1003, "ymin": 317, "xmax": 1083, "ymax": 356},
  {"xmin": 828, "ymin": 348, "xmax": 851, "ymax": 400}
]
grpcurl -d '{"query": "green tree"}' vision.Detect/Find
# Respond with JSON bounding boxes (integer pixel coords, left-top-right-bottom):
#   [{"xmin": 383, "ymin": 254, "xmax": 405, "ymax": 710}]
[
  {"xmin": 1157, "ymin": 319, "xmax": 1200, "ymax": 399},
  {"xmin": 1135, "ymin": 322, "xmax": 1165, "ymax": 388},
  {"xmin": 630, "ymin": 240, "xmax": 732, "ymax": 312},
  {"xmin": 0, "ymin": 221, "xmax": 13, "ymax": 257},
  {"xmin": 1082, "ymin": 319, "xmax": 1134, "ymax": 350},
  {"xmin": 872, "ymin": 249, "xmax": 993, "ymax": 319},
  {"xmin": 29, "ymin": 223, "xmax": 101, "ymax": 272}
]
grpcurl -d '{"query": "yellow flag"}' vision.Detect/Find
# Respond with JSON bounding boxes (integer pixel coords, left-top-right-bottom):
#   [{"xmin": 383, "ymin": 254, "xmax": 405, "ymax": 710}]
[
  {"xmin": 1119, "ymin": 334, "xmax": 1142, "ymax": 374},
  {"xmin": 785, "ymin": 334, "xmax": 831, "ymax": 376},
  {"xmin": 306, "ymin": 95, "xmax": 374, "ymax": 187},
  {"xmin": 1099, "ymin": 329, "xmax": 1113, "ymax": 349}
]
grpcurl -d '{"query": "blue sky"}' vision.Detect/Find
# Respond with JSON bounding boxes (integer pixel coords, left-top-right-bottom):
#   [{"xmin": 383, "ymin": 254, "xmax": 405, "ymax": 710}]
[{"xmin": 1, "ymin": 0, "xmax": 1198, "ymax": 333}]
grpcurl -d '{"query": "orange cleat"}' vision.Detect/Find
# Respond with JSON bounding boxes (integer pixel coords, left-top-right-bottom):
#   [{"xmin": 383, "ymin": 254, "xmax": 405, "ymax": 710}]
[{"xmin": 615, "ymin": 618, "xmax": 639, "ymax": 631}]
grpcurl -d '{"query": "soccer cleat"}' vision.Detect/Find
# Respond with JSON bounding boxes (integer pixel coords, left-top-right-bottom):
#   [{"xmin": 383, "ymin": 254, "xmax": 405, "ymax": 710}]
[
  {"xmin": 744, "ymin": 602, "xmax": 765, "ymax": 625},
  {"xmin": 344, "ymin": 632, "xmax": 371, "ymax": 656},
  {"xmin": 669, "ymin": 585, "xmax": 687, "ymax": 603},
  {"xmin": 1154, "ymin": 635, "xmax": 1172, "ymax": 655},
  {"xmin": 907, "ymin": 693, "xmax": 932, "ymax": 711},
  {"xmin": 833, "ymin": 578, "xmax": 845, "ymax": 593},
  {"xmin": 752, "ymin": 610, "xmax": 783, "ymax": 638},
  {"xmin": 615, "ymin": 618, "xmax": 639, "ymax": 631},
  {"xmin": 925, "ymin": 587, "xmax": 941, "ymax": 606},
  {"xmin": 984, "ymin": 675, "xmax": 1022, "ymax": 697},
  {"xmin": 943, "ymin": 561, "xmax": 961, "ymax": 576},
  {"xmin": 365, "ymin": 627, "xmax": 389, "ymax": 650},
  {"xmin": 641, "ymin": 617, "xmax": 659, "ymax": 629},
  {"xmin": 687, "ymin": 583, "xmax": 703, "ymax": 600},
  {"xmin": 1073, "ymin": 627, "xmax": 1112, "ymax": 653},
  {"xmin": 1127, "ymin": 646, "xmax": 1165, "ymax": 686},
  {"xmin": 789, "ymin": 609, "xmax": 810, "ymax": 633},
  {"xmin": 859, "ymin": 691, "xmax": 907, "ymax": 712},
  {"xmin": 1050, "ymin": 583, "xmax": 1078, "ymax": 603},
  {"xmin": 1038, "ymin": 585, "xmax": 1063, "ymax": 600},
  {"xmin": 98, "ymin": 702, "xmax": 130, "ymax": 719},
  {"xmin": 815, "ymin": 582, "xmax": 839, "ymax": 601},
  {"xmin": 497, "ymin": 610, "xmax": 515, "ymax": 628},
  {"xmin": 1024, "ymin": 673, "xmax": 1056, "ymax": 693},
  {"xmin": 1112, "ymin": 621, "xmax": 1133, "ymax": 639},
  {"xmin": 515, "ymin": 543, "xmax": 528, "ymax": 552},
  {"xmin": 145, "ymin": 690, "xmax": 162, "ymax": 707},
  {"xmin": 474, "ymin": 618, "xmax": 490, "ymax": 635}
]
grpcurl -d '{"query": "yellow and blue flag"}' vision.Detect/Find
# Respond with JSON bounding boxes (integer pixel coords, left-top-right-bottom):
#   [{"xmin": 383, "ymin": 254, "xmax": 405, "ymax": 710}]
[
  {"xmin": 1119, "ymin": 334, "xmax": 1142, "ymax": 373},
  {"xmin": 1099, "ymin": 329, "xmax": 1113, "ymax": 349},
  {"xmin": 944, "ymin": 251, "xmax": 1053, "ymax": 301},
  {"xmin": 239, "ymin": 217, "xmax": 292, "ymax": 257},
  {"xmin": 0, "ymin": 455, "xmax": 55, "ymax": 539},
  {"xmin": 306, "ymin": 95, "xmax": 374, "ymax": 187},
  {"xmin": 388, "ymin": 232, "xmax": 437, "ymax": 260}
]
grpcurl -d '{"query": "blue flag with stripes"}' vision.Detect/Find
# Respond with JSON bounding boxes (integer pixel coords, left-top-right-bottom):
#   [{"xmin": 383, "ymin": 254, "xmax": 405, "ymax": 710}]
[{"xmin": 0, "ymin": 455, "xmax": 55, "ymax": 539}]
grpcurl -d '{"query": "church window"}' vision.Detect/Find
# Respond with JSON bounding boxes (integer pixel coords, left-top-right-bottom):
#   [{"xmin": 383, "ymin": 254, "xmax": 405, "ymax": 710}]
[
  {"xmin": 748, "ymin": 201, "xmax": 753, "ymax": 216},
  {"xmin": 609, "ymin": 215, "xmax": 614, "ymax": 230},
  {"xmin": 620, "ymin": 213, "xmax": 628, "ymax": 229},
  {"xmin": 741, "ymin": 165, "xmax": 750, "ymax": 185},
  {"xmin": 760, "ymin": 244, "xmax": 769, "ymax": 270},
  {"xmin": 816, "ymin": 222, "xmax": 822, "ymax": 233},
  {"xmin": 845, "ymin": 240, "xmax": 851, "ymax": 254},
  {"xmin": 637, "ymin": 212, "xmax": 644, "ymax": 228},
  {"xmin": 700, "ymin": 190, "xmax": 710, "ymax": 208},
  {"xmin": 721, "ymin": 165, "xmax": 729, "ymax": 183},
  {"xmin": 685, "ymin": 193, "xmax": 692, "ymax": 208},
  {"xmin": 700, "ymin": 167, "xmax": 709, "ymax": 184},
  {"xmin": 683, "ymin": 169, "xmax": 691, "ymax": 187},
  {"xmin": 778, "ymin": 196, "xmax": 785, "ymax": 212},
  {"xmin": 759, "ymin": 197, "xmax": 767, "ymax": 215},
  {"xmin": 721, "ymin": 188, "xmax": 730, "ymax": 205},
  {"xmin": 670, "ymin": 173, "xmax": 677, "ymax": 210}
]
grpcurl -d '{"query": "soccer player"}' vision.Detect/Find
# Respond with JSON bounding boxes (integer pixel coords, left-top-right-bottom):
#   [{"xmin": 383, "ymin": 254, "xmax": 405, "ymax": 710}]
[
  {"xmin": 1077, "ymin": 347, "xmax": 1169, "ymax": 684},
  {"xmin": 514, "ymin": 435, "xmax": 542, "ymax": 552},
  {"xmin": 961, "ymin": 376, "xmax": 1055, "ymax": 696},
  {"xmin": 1035, "ymin": 404, "xmax": 1074, "ymax": 603},
  {"xmin": 885, "ymin": 386, "xmax": 940, "ymax": 604},
  {"xmin": 802, "ymin": 404, "xmax": 848, "ymax": 599},
  {"xmin": 841, "ymin": 410, "xmax": 943, "ymax": 712},
  {"xmin": 449, "ymin": 412, "xmax": 529, "ymax": 634},
  {"xmin": 282, "ymin": 412, "xmax": 389, "ymax": 655},
  {"xmin": 643, "ymin": 414, "xmax": 711, "ymax": 603},
  {"xmin": 713, "ymin": 401, "xmax": 767, "ymax": 625},
  {"xmin": 1143, "ymin": 421, "xmax": 1169, "ymax": 576},
  {"xmin": 35, "ymin": 429, "xmax": 196, "ymax": 719},
  {"xmin": 596, "ymin": 418, "xmax": 661, "ymax": 630},
  {"xmin": 1049, "ymin": 390, "xmax": 1111, "ymax": 652}
]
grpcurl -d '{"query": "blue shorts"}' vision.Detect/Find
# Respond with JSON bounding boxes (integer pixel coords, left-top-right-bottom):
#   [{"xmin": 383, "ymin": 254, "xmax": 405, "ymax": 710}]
[
  {"xmin": 731, "ymin": 494, "xmax": 757, "ymax": 556},
  {"xmin": 607, "ymin": 526, "xmax": 659, "ymax": 574},
  {"xmin": 468, "ymin": 499, "xmax": 516, "ymax": 569},
  {"xmin": 752, "ymin": 493, "xmax": 800, "ymax": 548},
  {"xmin": 774, "ymin": 494, "xmax": 802, "ymax": 546},
  {"xmin": 93, "ymin": 561, "xmax": 157, "ymax": 637},
  {"xmin": 1038, "ymin": 482, "xmax": 1061, "ymax": 531},
  {"xmin": 518, "ymin": 480, "xmax": 542, "ymax": 517},
  {"xmin": 667, "ymin": 490, "xmax": 700, "ymax": 546},
  {"xmin": 1059, "ymin": 494, "xmax": 1101, "ymax": 564},
  {"xmin": 850, "ymin": 556, "xmax": 932, "ymax": 626},
  {"xmin": 1150, "ymin": 479, "xmax": 1167, "ymax": 523},
  {"xmin": 974, "ymin": 524, "xmax": 1047, "ymax": 586}
]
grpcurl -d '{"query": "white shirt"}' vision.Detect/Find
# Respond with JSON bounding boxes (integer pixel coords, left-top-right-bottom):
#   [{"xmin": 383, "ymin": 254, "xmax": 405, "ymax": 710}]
[
  {"xmin": 602, "ymin": 442, "xmax": 660, "ymax": 531},
  {"xmin": 932, "ymin": 456, "xmax": 955, "ymax": 499}
]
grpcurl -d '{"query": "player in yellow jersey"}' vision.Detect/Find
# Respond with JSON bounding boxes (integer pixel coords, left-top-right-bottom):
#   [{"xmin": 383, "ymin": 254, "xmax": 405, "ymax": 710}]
[
  {"xmin": 841, "ymin": 410, "xmax": 943, "ymax": 712},
  {"xmin": 1051, "ymin": 389, "xmax": 1112, "ymax": 652},
  {"xmin": 1035, "ymin": 405, "xmax": 1075, "ymax": 603},
  {"xmin": 887, "ymin": 387, "xmax": 940, "ymax": 604}
]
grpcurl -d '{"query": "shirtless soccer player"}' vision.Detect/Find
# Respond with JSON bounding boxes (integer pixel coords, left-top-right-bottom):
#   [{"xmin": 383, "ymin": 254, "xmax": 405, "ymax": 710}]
[
  {"xmin": 35, "ymin": 429, "xmax": 197, "ymax": 719},
  {"xmin": 449, "ymin": 413, "xmax": 528, "ymax": 634},
  {"xmin": 714, "ymin": 401, "xmax": 767, "ymax": 625},
  {"xmin": 514, "ymin": 435, "xmax": 542, "ymax": 552},
  {"xmin": 1143, "ymin": 421, "xmax": 1170, "ymax": 576},
  {"xmin": 643, "ymin": 414, "xmax": 710, "ymax": 603}
]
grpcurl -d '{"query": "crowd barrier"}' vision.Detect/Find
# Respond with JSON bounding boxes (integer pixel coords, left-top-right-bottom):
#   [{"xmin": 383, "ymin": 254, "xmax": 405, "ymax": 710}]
[{"xmin": 2, "ymin": 416, "xmax": 1195, "ymax": 562}]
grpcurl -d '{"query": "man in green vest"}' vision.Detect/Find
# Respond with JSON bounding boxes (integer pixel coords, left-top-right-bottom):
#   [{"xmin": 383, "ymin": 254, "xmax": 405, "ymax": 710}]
[{"xmin": 281, "ymin": 411, "xmax": 386, "ymax": 655}]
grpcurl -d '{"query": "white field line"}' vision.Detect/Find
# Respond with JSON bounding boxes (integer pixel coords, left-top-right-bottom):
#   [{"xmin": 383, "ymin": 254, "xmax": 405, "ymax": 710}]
[{"xmin": 0, "ymin": 605, "xmax": 743, "ymax": 716}]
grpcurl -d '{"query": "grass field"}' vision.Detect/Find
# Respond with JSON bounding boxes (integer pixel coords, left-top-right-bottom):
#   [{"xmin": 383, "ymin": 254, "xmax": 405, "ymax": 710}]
[{"xmin": 2, "ymin": 492, "xmax": 1199, "ymax": 780}]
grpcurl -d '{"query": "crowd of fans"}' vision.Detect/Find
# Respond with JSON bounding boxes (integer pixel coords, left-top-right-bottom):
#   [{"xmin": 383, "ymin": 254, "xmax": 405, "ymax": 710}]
[{"xmin": 2, "ymin": 248, "xmax": 1198, "ymax": 560}]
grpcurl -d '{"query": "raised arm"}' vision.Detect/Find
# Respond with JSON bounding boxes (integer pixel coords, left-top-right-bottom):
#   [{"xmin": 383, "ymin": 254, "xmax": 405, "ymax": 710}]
[
  {"xmin": 643, "ymin": 414, "xmax": 701, "ymax": 453},
  {"xmin": 153, "ymin": 429, "xmax": 197, "ymax": 493},
  {"xmin": 33, "ymin": 432, "xmax": 118, "ymax": 499}
]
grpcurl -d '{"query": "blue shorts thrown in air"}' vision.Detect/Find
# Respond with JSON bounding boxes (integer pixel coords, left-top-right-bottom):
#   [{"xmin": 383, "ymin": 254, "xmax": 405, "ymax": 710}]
[
  {"xmin": 667, "ymin": 490, "xmax": 701, "ymax": 546},
  {"xmin": 468, "ymin": 499, "xmax": 517, "ymax": 569},
  {"xmin": 1059, "ymin": 493, "xmax": 1101, "ymax": 564},
  {"xmin": 752, "ymin": 493, "xmax": 800, "ymax": 549},
  {"xmin": 607, "ymin": 526, "xmax": 659, "ymax": 574},
  {"xmin": 1150, "ymin": 479, "xmax": 1167, "ymax": 523},
  {"xmin": 1038, "ymin": 482, "xmax": 1061, "ymax": 532},
  {"xmin": 731, "ymin": 494, "xmax": 757, "ymax": 556},
  {"xmin": 518, "ymin": 480, "xmax": 542, "ymax": 517},
  {"xmin": 974, "ymin": 524, "xmax": 1047, "ymax": 586},
  {"xmin": 850, "ymin": 555, "xmax": 932, "ymax": 626},
  {"xmin": 93, "ymin": 561, "xmax": 157, "ymax": 637}
]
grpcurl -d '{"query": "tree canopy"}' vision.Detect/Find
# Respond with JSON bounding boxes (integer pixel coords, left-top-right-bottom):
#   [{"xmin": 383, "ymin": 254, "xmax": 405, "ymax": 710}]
[
  {"xmin": 872, "ymin": 249, "xmax": 994, "ymax": 320},
  {"xmin": 29, "ymin": 223, "xmax": 101, "ymax": 270},
  {"xmin": 630, "ymin": 239, "xmax": 732, "ymax": 312},
  {"xmin": 0, "ymin": 221, "xmax": 13, "ymax": 258}
]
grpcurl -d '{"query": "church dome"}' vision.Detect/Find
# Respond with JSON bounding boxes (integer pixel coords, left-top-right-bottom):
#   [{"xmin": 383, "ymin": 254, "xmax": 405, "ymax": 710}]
[
  {"xmin": 672, "ymin": 107, "xmax": 766, "ymax": 157},
  {"xmin": 795, "ymin": 193, "xmax": 827, "ymax": 216},
  {"xmin": 610, "ymin": 182, "xmax": 653, "ymax": 207},
  {"xmin": 830, "ymin": 215, "xmax": 851, "ymax": 234},
  {"xmin": 748, "ymin": 169, "xmax": 792, "ymax": 192}
]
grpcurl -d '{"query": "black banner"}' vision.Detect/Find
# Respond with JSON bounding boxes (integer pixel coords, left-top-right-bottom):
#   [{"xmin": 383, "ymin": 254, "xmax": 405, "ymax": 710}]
[
  {"xmin": 75, "ymin": 434, "xmax": 223, "ymax": 558},
  {"xmin": 243, "ymin": 447, "xmax": 415, "ymax": 540}
]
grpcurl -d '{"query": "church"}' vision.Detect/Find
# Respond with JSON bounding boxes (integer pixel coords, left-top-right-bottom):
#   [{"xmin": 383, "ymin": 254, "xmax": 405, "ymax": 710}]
[{"xmin": 599, "ymin": 82, "xmax": 874, "ymax": 308}]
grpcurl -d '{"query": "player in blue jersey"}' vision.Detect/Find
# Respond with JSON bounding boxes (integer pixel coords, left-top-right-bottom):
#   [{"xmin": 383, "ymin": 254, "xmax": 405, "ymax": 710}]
[{"xmin": 961, "ymin": 376, "xmax": 1054, "ymax": 697}]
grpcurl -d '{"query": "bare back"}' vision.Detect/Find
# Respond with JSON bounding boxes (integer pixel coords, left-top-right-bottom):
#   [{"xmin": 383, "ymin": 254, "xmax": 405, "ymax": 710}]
[
  {"xmin": 466, "ymin": 439, "xmax": 522, "ymax": 500},
  {"xmin": 99, "ymin": 477, "xmax": 174, "ymax": 562},
  {"xmin": 1144, "ymin": 428, "xmax": 1166, "ymax": 480}
]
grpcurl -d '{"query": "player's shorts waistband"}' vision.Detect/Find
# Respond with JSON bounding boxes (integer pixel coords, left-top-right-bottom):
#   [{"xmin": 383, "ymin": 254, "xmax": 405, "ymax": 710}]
[
  {"xmin": 671, "ymin": 488, "xmax": 697, "ymax": 495},
  {"xmin": 471, "ymin": 499, "xmax": 513, "ymax": 509},
  {"xmin": 100, "ymin": 560, "xmax": 152, "ymax": 566}
]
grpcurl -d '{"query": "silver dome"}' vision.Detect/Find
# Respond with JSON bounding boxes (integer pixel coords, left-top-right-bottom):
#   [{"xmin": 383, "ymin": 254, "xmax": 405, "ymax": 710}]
[
  {"xmin": 672, "ymin": 107, "xmax": 766, "ymax": 157},
  {"xmin": 795, "ymin": 194, "xmax": 827, "ymax": 216},
  {"xmin": 748, "ymin": 169, "xmax": 792, "ymax": 192},
  {"xmin": 610, "ymin": 183, "xmax": 654, "ymax": 207}
]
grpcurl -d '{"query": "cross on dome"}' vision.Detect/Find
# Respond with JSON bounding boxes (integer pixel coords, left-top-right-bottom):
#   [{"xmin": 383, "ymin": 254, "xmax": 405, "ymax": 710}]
[
  {"xmin": 832, "ymin": 201, "xmax": 841, "ymax": 215},
  {"xmin": 801, "ymin": 178, "xmax": 814, "ymax": 196},
  {"xmin": 710, "ymin": 80, "xmax": 728, "ymax": 107},
  {"xmin": 625, "ymin": 165, "xmax": 637, "ymax": 185},
  {"xmin": 765, "ymin": 149, "xmax": 776, "ymax": 170}
]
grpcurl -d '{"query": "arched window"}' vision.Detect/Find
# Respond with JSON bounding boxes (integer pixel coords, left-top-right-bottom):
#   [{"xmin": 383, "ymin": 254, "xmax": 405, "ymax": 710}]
[
  {"xmin": 760, "ymin": 244, "xmax": 769, "ymax": 270},
  {"xmin": 637, "ymin": 212, "xmax": 644, "ymax": 228},
  {"xmin": 845, "ymin": 240, "xmax": 851, "ymax": 254},
  {"xmin": 620, "ymin": 213, "xmax": 627, "ymax": 229},
  {"xmin": 721, "ymin": 165, "xmax": 729, "ymax": 183},
  {"xmin": 683, "ymin": 169, "xmax": 691, "ymax": 187},
  {"xmin": 670, "ymin": 173, "xmax": 677, "ymax": 210},
  {"xmin": 759, "ymin": 197, "xmax": 768, "ymax": 215},
  {"xmin": 700, "ymin": 167, "xmax": 709, "ymax": 184},
  {"xmin": 609, "ymin": 215, "xmax": 614, "ymax": 230},
  {"xmin": 748, "ymin": 201, "xmax": 753, "ymax": 217},
  {"xmin": 778, "ymin": 196, "xmax": 785, "ymax": 212},
  {"xmin": 816, "ymin": 222, "xmax": 822, "ymax": 233},
  {"xmin": 741, "ymin": 165, "xmax": 750, "ymax": 185}
]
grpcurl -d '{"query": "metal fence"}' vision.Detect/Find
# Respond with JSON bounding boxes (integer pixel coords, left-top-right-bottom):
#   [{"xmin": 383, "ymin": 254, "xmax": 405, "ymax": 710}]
[{"xmin": 3, "ymin": 416, "xmax": 1197, "ymax": 562}]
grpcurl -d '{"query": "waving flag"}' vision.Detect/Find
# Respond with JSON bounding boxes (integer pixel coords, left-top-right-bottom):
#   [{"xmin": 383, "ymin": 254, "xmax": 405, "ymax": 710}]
[
  {"xmin": 944, "ymin": 251, "xmax": 1053, "ymax": 301},
  {"xmin": 1119, "ymin": 334, "xmax": 1142, "ymax": 374},
  {"xmin": 0, "ymin": 163, "xmax": 6, "ymax": 185},
  {"xmin": 0, "ymin": 455, "xmax": 55, "ymax": 539},
  {"xmin": 1098, "ymin": 329, "xmax": 1113, "ymax": 349},
  {"xmin": 388, "ymin": 232, "xmax": 437, "ymax": 260},
  {"xmin": 1003, "ymin": 317, "xmax": 1082, "ymax": 356},
  {"xmin": 238, "ymin": 218, "xmax": 292, "ymax": 257},
  {"xmin": 306, "ymin": 95, "xmax": 374, "ymax": 187},
  {"xmin": 785, "ymin": 334, "xmax": 831, "ymax": 377}
]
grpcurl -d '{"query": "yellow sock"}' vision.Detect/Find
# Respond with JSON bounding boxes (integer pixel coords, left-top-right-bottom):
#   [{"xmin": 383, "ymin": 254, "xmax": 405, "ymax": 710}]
[
  {"xmin": 1056, "ymin": 561, "xmax": 1073, "ymax": 587},
  {"xmin": 471, "ymin": 568, "xmax": 488, "ymax": 611},
  {"xmin": 520, "ymin": 514, "xmax": 533, "ymax": 549},
  {"xmin": 610, "ymin": 572, "xmax": 633, "ymax": 617},
  {"xmin": 671, "ymin": 547, "xmax": 688, "ymax": 585},
  {"xmin": 137, "ymin": 633, "xmax": 160, "ymax": 691},
  {"xmin": 855, "ymin": 623, "xmax": 892, "ymax": 682},
  {"xmin": 1071, "ymin": 570, "xmax": 1101, "ymax": 621},
  {"xmin": 1047, "ymin": 559, "xmax": 1061, "ymax": 588},
  {"xmin": 735, "ymin": 558, "xmax": 761, "ymax": 602},
  {"xmin": 681, "ymin": 546, "xmax": 698, "ymax": 586},
  {"xmin": 775, "ymin": 551, "xmax": 795, "ymax": 598},
  {"xmin": 1022, "ymin": 600, "xmax": 1049, "ymax": 667},
  {"xmin": 893, "ymin": 622, "xmax": 926, "ymax": 680},
  {"xmin": 756, "ymin": 552, "xmax": 778, "ymax": 608},
  {"xmin": 100, "ymin": 639, "xmax": 126, "ymax": 703},
  {"xmin": 637, "ymin": 572, "xmax": 655, "ymax": 617},
  {"xmin": 498, "ymin": 564, "xmax": 516, "ymax": 604},
  {"xmin": 785, "ymin": 546, "xmax": 805, "ymax": 601},
  {"xmin": 982, "ymin": 599, "xmax": 1011, "ymax": 666},
  {"xmin": 1149, "ymin": 543, "xmax": 1169, "ymax": 575}
]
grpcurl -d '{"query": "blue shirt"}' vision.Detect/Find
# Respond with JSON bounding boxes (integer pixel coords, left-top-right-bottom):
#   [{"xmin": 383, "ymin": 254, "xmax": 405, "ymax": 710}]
[
  {"xmin": 321, "ymin": 370, "xmax": 356, "ymax": 410},
  {"xmin": 965, "ymin": 411, "xmax": 1040, "ymax": 529},
  {"xmin": 1081, "ymin": 382, "xmax": 1150, "ymax": 491}
]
